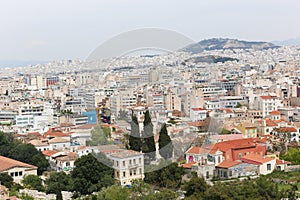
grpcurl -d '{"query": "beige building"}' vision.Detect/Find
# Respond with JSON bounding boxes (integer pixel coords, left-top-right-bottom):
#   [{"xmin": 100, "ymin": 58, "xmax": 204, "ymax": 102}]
[
  {"xmin": 0, "ymin": 156, "xmax": 38, "ymax": 184},
  {"xmin": 109, "ymin": 150, "xmax": 144, "ymax": 186}
]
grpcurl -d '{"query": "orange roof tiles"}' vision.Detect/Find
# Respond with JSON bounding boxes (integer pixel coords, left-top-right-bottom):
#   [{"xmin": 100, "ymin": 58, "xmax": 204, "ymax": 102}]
[
  {"xmin": 260, "ymin": 96, "xmax": 274, "ymax": 99},
  {"xmin": 276, "ymin": 159, "xmax": 291, "ymax": 165},
  {"xmin": 270, "ymin": 110, "xmax": 281, "ymax": 115},
  {"xmin": 217, "ymin": 160, "xmax": 241, "ymax": 168},
  {"xmin": 241, "ymin": 153, "xmax": 275, "ymax": 164},
  {"xmin": 42, "ymin": 150, "xmax": 58, "ymax": 157},
  {"xmin": 0, "ymin": 155, "xmax": 37, "ymax": 172},
  {"xmin": 191, "ymin": 108, "xmax": 206, "ymax": 111},
  {"xmin": 182, "ymin": 161, "xmax": 196, "ymax": 169},
  {"xmin": 276, "ymin": 127, "xmax": 297, "ymax": 133}
]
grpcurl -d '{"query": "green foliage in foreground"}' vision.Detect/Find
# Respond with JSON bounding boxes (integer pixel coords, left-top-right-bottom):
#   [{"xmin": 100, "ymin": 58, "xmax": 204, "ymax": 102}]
[
  {"xmin": 97, "ymin": 180, "xmax": 178, "ymax": 200},
  {"xmin": 182, "ymin": 172, "xmax": 297, "ymax": 200},
  {"xmin": 22, "ymin": 175, "xmax": 44, "ymax": 191},
  {"xmin": 280, "ymin": 148, "xmax": 300, "ymax": 165}
]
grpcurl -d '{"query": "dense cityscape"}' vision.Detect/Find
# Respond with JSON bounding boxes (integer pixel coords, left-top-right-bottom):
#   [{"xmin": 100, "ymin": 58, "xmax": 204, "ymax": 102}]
[{"xmin": 1, "ymin": 37, "xmax": 300, "ymax": 199}]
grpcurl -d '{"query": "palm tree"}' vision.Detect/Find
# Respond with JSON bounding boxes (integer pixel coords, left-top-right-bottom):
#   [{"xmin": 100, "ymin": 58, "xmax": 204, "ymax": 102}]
[{"xmin": 61, "ymin": 109, "xmax": 73, "ymax": 123}]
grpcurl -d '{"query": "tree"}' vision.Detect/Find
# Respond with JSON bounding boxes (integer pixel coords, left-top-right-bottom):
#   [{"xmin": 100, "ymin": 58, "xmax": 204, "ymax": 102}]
[
  {"xmin": 22, "ymin": 175, "xmax": 44, "ymax": 191},
  {"xmin": 235, "ymin": 102, "xmax": 242, "ymax": 108},
  {"xmin": 129, "ymin": 114, "xmax": 142, "ymax": 152},
  {"xmin": 0, "ymin": 173, "xmax": 14, "ymax": 189},
  {"xmin": 142, "ymin": 110, "xmax": 156, "ymax": 161},
  {"xmin": 97, "ymin": 185, "xmax": 131, "ymax": 200},
  {"xmin": 8, "ymin": 143, "xmax": 49, "ymax": 175},
  {"xmin": 87, "ymin": 125, "xmax": 111, "ymax": 146},
  {"xmin": 45, "ymin": 171, "xmax": 72, "ymax": 200},
  {"xmin": 60, "ymin": 109, "xmax": 73, "ymax": 123},
  {"xmin": 153, "ymin": 188, "xmax": 178, "ymax": 199},
  {"xmin": 182, "ymin": 172, "xmax": 209, "ymax": 199},
  {"xmin": 144, "ymin": 161, "xmax": 184, "ymax": 189},
  {"xmin": 0, "ymin": 131, "xmax": 15, "ymax": 156},
  {"xmin": 280, "ymin": 148, "xmax": 300, "ymax": 165},
  {"xmin": 158, "ymin": 123, "xmax": 173, "ymax": 160},
  {"xmin": 71, "ymin": 154, "xmax": 114, "ymax": 195}
]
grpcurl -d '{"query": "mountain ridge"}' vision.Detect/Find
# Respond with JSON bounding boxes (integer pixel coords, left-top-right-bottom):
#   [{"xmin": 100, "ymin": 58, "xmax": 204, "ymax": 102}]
[{"xmin": 183, "ymin": 38, "xmax": 280, "ymax": 54}]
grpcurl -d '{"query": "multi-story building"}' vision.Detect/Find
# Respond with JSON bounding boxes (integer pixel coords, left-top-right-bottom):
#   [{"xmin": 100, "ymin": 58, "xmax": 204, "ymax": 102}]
[
  {"xmin": 108, "ymin": 150, "xmax": 144, "ymax": 186},
  {"xmin": 253, "ymin": 96, "xmax": 283, "ymax": 117}
]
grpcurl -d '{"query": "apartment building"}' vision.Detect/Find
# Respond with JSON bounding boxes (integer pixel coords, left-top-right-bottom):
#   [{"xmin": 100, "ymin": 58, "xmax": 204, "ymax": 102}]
[{"xmin": 109, "ymin": 150, "xmax": 144, "ymax": 186}]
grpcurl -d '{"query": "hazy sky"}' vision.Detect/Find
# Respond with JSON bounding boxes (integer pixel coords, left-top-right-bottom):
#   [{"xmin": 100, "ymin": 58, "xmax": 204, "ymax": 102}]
[{"xmin": 0, "ymin": 0, "xmax": 300, "ymax": 61}]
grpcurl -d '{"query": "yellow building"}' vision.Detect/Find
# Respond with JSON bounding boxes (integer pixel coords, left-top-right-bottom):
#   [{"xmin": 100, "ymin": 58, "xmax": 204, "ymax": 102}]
[{"xmin": 236, "ymin": 122, "xmax": 257, "ymax": 138}]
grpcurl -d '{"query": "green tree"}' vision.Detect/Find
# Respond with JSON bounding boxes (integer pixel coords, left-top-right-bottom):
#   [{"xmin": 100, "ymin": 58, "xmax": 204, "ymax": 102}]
[
  {"xmin": 22, "ymin": 175, "xmax": 44, "ymax": 191},
  {"xmin": 97, "ymin": 185, "xmax": 131, "ymax": 200},
  {"xmin": 142, "ymin": 110, "xmax": 156, "ymax": 161},
  {"xmin": 235, "ymin": 102, "xmax": 242, "ymax": 108},
  {"xmin": 158, "ymin": 123, "xmax": 173, "ymax": 160},
  {"xmin": 0, "ymin": 173, "xmax": 14, "ymax": 189},
  {"xmin": 45, "ymin": 171, "xmax": 72, "ymax": 200},
  {"xmin": 131, "ymin": 180, "xmax": 153, "ymax": 200},
  {"xmin": 87, "ymin": 125, "xmax": 111, "ymax": 146},
  {"xmin": 145, "ymin": 161, "xmax": 184, "ymax": 189},
  {"xmin": 182, "ymin": 172, "xmax": 208, "ymax": 199},
  {"xmin": 153, "ymin": 188, "xmax": 178, "ymax": 199},
  {"xmin": 60, "ymin": 109, "xmax": 73, "ymax": 123},
  {"xmin": 0, "ymin": 131, "xmax": 15, "ymax": 156},
  {"xmin": 8, "ymin": 143, "xmax": 49, "ymax": 175},
  {"xmin": 71, "ymin": 154, "xmax": 114, "ymax": 195},
  {"xmin": 129, "ymin": 114, "xmax": 142, "ymax": 152},
  {"xmin": 280, "ymin": 148, "xmax": 300, "ymax": 165}
]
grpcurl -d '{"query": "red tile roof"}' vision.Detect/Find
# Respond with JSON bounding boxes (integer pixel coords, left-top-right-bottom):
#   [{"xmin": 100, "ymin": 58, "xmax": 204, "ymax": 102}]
[
  {"xmin": 270, "ymin": 111, "xmax": 281, "ymax": 115},
  {"xmin": 260, "ymin": 96, "xmax": 274, "ymax": 100},
  {"xmin": 182, "ymin": 161, "xmax": 196, "ymax": 169},
  {"xmin": 217, "ymin": 160, "xmax": 241, "ymax": 168},
  {"xmin": 42, "ymin": 150, "xmax": 58, "ymax": 157},
  {"xmin": 276, "ymin": 159, "xmax": 291, "ymax": 165},
  {"xmin": 191, "ymin": 108, "xmax": 206, "ymax": 111},
  {"xmin": 276, "ymin": 127, "xmax": 297, "ymax": 133},
  {"xmin": 0, "ymin": 156, "xmax": 37, "ymax": 172},
  {"xmin": 240, "ymin": 154, "xmax": 275, "ymax": 164}
]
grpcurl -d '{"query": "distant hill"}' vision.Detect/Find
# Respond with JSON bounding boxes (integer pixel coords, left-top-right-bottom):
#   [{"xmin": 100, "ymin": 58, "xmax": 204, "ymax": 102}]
[
  {"xmin": 184, "ymin": 55, "xmax": 239, "ymax": 64},
  {"xmin": 272, "ymin": 38, "xmax": 300, "ymax": 46},
  {"xmin": 183, "ymin": 38, "xmax": 279, "ymax": 54}
]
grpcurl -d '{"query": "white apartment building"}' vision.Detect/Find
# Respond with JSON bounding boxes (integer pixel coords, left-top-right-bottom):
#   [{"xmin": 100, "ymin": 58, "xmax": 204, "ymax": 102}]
[
  {"xmin": 190, "ymin": 108, "xmax": 207, "ymax": 122},
  {"xmin": 108, "ymin": 150, "xmax": 144, "ymax": 186},
  {"xmin": 253, "ymin": 96, "xmax": 283, "ymax": 117}
]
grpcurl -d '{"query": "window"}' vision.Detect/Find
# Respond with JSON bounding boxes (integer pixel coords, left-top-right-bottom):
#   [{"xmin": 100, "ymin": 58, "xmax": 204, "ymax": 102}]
[
  {"xmin": 10, "ymin": 173, "xmax": 14, "ymax": 177},
  {"xmin": 123, "ymin": 171, "xmax": 126, "ymax": 177},
  {"xmin": 238, "ymin": 153, "xmax": 242, "ymax": 158},
  {"xmin": 130, "ymin": 170, "xmax": 132, "ymax": 176},
  {"xmin": 139, "ymin": 158, "xmax": 141, "ymax": 164},
  {"xmin": 19, "ymin": 171, "xmax": 23, "ymax": 176},
  {"xmin": 15, "ymin": 172, "xmax": 18, "ymax": 177},
  {"xmin": 129, "ymin": 160, "xmax": 132, "ymax": 165},
  {"xmin": 267, "ymin": 164, "xmax": 271, "ymax": 171},
  {"xmin": 134, "ymin": 170, "xmax": 136, "ymax": 175},
  {"xmin": 123, "ymin": 161, "xmax": 125, "ymax": 167}
]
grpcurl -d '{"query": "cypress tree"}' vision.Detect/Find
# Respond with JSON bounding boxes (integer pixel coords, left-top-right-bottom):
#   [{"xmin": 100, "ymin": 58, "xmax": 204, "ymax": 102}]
[
  {"xmin": 158, "ymin": 123, "xmax": 173, "ymax": 160},
  {"xmin": 129, "ymin": 114, "xmax": 142, "ymax": 151},
  {"xmin": 142, "ymin": 110, "xmax": 156, "ymax": 161}
]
